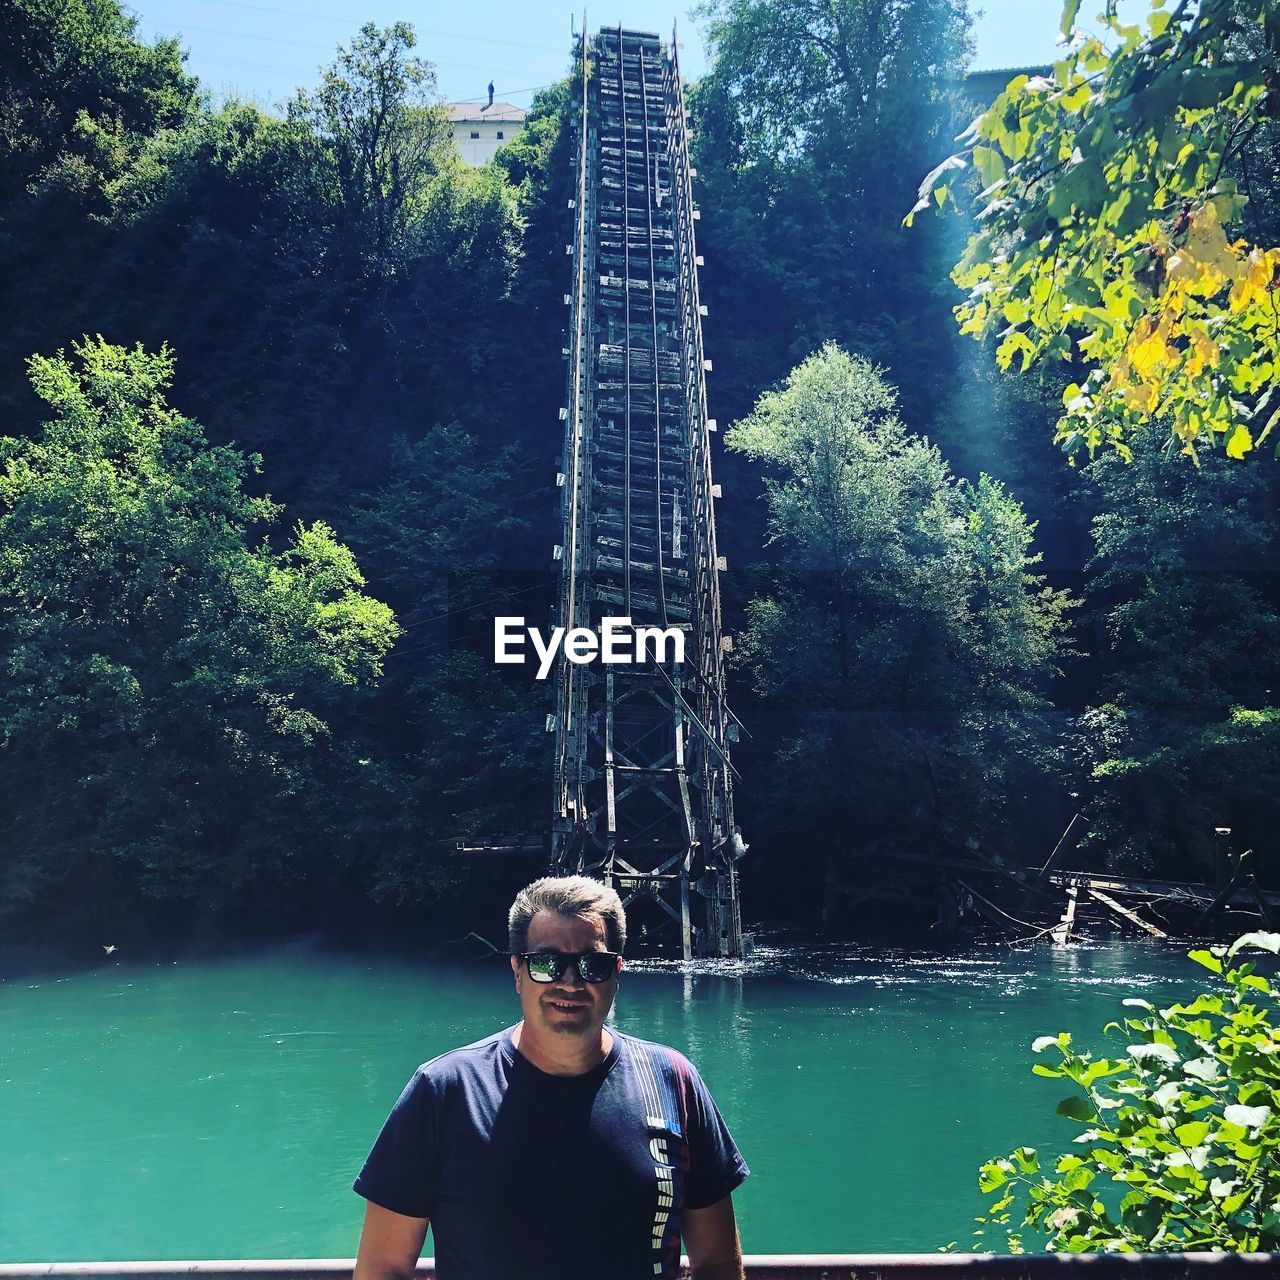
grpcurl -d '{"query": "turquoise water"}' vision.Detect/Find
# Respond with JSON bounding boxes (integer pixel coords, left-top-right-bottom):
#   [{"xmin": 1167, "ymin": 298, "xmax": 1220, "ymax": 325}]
[{"xmin": 1, "ymin": 939, "xmax": 1200, "ymax": 1259}]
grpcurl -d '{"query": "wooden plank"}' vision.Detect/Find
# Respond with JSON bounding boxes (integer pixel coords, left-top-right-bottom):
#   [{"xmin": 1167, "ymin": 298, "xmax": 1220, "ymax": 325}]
[
  {"xmin": 1087, "ymin": 888, "xmax": 1168, "ymax": 938},
  {"xmin": 1051, "ymin": 884, "xmax": 1078, "ymax": 946}
]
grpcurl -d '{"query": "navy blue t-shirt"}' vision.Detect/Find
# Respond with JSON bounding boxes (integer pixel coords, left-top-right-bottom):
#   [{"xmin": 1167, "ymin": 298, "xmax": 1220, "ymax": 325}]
[{"xmin": 354, "ymin": 1025, "xmax": 748, "ymax": 1280}]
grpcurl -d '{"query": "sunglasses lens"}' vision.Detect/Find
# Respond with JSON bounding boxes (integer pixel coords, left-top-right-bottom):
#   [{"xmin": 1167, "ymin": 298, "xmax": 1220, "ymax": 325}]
[
  {"xmin": 525, "ymin": 952, "xmax": 562, "ymax": 982},
  {"xmin": 579, "ymin": 953, "xmax": 616, "ymax": 983},
  {"xmin": 523, "ymin": 951, "xmax": 617, "ymax": 983}
]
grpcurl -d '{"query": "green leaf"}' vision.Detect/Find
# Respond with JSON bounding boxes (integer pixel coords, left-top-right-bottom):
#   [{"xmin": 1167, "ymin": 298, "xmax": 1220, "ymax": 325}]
[
  {"xmin": 1174, "ymin": 1120, "xmax": 1210, "ymax": 1146},
  {"xmin": 1227, "ymin": 931, "xmax": 1280, "ymax": 957},
  {"xmin": 1226, "ymin": 424, "xmax": 1254, "ymax": 459},
  {"xmin": 979, "ymin": 1159, "xmax": 1012, "ymax": 1193},
  {"xmin": 916, "ymin": 153, "xmax": 967, "ymax": 203},
  {"xmin": 1060, "ymin": 0, "xmax": 1083, "ymax": 38},
  {"xmin": 1183, "ymin": 1058, "xmax": 1219, "ymax": 1082},
  {"xmin": 1129, "ymin": 1042, "xmax": 1180, "ymax": 1067},
  {"xmin": 972, "ymin": 145, "xmax": 1007, "ymax": 189},
  {"xmin": 1188, "ymin": 949, "xmax": 1224, "ymax": 974},
  {"xmin": 1223, "ymin": 1104, "xmax": 1270, "ymax": 1129},
  {"xmin": 1057, "ymin": 1094, "xmax": 1095, "ymax": 1121},
  {"xmin": 1081, "ymin": 1059, "xmax": 1122, "ymax": 1085}
]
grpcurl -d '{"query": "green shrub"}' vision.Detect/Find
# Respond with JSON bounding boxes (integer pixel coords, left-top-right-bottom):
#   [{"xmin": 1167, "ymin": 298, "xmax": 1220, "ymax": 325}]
[{"xmin": 972, "ymin": 934, "xmax": 1280, "ymax": 1252}]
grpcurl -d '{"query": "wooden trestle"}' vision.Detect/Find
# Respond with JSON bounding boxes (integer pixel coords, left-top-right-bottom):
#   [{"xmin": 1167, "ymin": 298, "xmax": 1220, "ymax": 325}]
[{"xmin": 550, "ymin": 27, "xmax": 744, "ymax": 959}]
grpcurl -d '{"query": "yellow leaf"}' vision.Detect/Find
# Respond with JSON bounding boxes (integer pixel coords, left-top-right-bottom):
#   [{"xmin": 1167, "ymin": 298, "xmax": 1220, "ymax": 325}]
[
  {"xmin": 1183, "ymin": 325, "xmax": 1220, "ymax": 377},
  {"xmin": 1120, "ymin": 378, "xmax": 1160, "ymax": 414},
  {"xmin": 1226, "ymin": 424, "xmax": 1254, "ymax": 459},
  {"xmin": 1228, "ymin": 248, "xmax": 1277, "ymax": 313},
  {"xmin": 995, "ymin": 329, "xmax": 1035, "ymax": 372},
  {"xmin": 1129, "ymin": 314, "xmax": 1175, "ymax": 381},
  {"xmin": 1186, "ymin": 201, "xmax": 1228, "ymax": 256},
  {"xmin": 1159, "ymin": 278, "xmax": 1189, "ymax": 318},
  {"xmin": 1174, "ymin": 202, "xmax": 1241, "ymax": 295}
]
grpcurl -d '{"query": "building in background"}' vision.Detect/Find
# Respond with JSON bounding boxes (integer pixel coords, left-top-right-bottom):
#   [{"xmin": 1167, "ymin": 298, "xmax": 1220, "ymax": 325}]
[
  {"xmin": 963, "ymin": 65, "xmax": 1051, "ymax": 104},
  {"xmin": 447, "ymin": 103, "xmax": 527, "ymax": 165}
]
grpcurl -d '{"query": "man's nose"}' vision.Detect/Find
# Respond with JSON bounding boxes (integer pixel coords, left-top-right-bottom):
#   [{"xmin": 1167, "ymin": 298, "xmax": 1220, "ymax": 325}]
[{"xmin": 556, "ymin": 962, "xmax": 585, "ymax": 989}]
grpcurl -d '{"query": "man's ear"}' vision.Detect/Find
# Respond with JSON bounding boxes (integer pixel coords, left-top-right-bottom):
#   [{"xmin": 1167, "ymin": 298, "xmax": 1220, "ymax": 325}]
[{"xmin": 510, "ymin": 954, "xmax": 521, "ymax": 989}]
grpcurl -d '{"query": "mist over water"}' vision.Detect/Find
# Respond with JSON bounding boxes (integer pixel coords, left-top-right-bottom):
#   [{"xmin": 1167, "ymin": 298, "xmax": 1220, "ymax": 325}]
[{"xmin": 1, "ymin": 940, "xmax": 1198, "ymax": 1259}]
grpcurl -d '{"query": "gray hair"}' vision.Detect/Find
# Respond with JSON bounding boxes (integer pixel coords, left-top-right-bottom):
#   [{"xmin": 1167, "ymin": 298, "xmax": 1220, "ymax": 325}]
[{"xmin": 508, "ymin": 875, "xmax": 627, "ymax": 954}]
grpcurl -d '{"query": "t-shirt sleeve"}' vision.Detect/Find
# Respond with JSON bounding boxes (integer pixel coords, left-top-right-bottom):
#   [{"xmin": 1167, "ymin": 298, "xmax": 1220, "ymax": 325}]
[
  {"xmin": 352, "ymin": 1066, "xmax": 440, "ymax": 1219},
  {"xmin": 681, "ymin": 1060, "xmax": 749, "ymax": 1211}
]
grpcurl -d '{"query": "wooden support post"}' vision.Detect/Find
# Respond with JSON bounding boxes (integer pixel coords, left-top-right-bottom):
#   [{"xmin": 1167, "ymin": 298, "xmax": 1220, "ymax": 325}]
[
  {"xmin": 1246, "ymin": 872, "xmax": 1278, "ymax": 931},
  {"xmin": 1051, "ymin": 883, "xmax": 1078, "ymax": 946},
  {"xmin": 1198, "ymin": 855, "xmax": 1248, "ymax": 934}
]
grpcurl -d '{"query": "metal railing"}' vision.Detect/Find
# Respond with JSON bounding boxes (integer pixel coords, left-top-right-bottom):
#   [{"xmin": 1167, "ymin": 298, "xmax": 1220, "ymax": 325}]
[{"xmin": 2, "ymin": 1257, "xmax": 1278, "ymax": 1279}]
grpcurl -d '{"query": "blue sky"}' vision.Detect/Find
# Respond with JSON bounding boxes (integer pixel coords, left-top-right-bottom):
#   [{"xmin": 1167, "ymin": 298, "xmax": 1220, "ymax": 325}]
[{"xmin": 128, "ymin": 1, "xmax": 1082, "ymax": 110}]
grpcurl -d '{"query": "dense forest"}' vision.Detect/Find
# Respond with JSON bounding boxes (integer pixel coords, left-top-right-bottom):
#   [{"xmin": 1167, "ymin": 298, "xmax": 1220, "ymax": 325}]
[{"xmin": 1, "ymin": 0, "xmax": 1277, "ymax": 948}]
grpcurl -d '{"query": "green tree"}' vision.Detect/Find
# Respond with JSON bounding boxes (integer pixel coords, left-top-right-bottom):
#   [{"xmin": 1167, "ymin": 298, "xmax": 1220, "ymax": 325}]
[
  {"xmin": 689, "ymin": 0, "xmax": 973, "ymax": 430},
  {"xmin": 726, "ymin": 344, "xmax": 1073, "ymax": 869},
  {"xmin": 915, "ymin": 0, "xmax": 1280, "ymax": 460},
  {"xmin": 686, "ymin": 0, "xmax": 972, "ymax": 424},
  {"xmin": 1075, "ymin": 438, "xmax": 1280, "ymax": 879},
  {"xmin": 695, "ymin": 0, "xmax": 971, "ymax": 164},
  {"xmin": 970, "ymin": 934, "xmax": 1280, "ymax": 1252},
  {"xmin": 0, "ymin": 339, "xmax": 398, "ymax": 924},
  {"xmin": 0, "ymin": 0, "xmax": 197, "ymax": 213},
  {"xmin": 1, "ymin": 8, "xmax": 529, "ymax": 513},
  {"xmin": 344, "ymin": 427, "xmax": 546, "ymax": 906},
  {"xmin": 288, "ymin": 21, "xmax": 451, "ymax": 276}
]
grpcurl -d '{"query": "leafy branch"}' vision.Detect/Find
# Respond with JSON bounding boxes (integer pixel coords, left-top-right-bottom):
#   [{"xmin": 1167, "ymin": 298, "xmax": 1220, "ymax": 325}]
[
  {"xmin": 966, "ymin": 933, "xmax": 1280, "ymax": 1253},
  {"xmin": 910, "ymin": 0, "xmax": 1280, "ymax": 463}
]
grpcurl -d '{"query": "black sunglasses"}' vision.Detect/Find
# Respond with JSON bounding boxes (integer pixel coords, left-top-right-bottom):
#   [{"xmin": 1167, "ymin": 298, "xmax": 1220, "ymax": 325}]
[{"xmin": 520, "ymin": 950, "xmax": 621, "ymax": 984}]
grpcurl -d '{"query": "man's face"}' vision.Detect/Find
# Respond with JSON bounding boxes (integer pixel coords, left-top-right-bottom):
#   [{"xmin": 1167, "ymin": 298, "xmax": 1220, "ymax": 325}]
[{"xmin": 511, "ymin": 908, "xmax": 620, "ymax": 1042}]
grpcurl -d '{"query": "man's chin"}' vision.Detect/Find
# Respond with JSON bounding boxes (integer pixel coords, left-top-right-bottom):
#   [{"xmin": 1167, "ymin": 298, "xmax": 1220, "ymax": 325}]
[{"xmin": 543, "ymin": 1007, "xmax": 592, "ymax": 1033}]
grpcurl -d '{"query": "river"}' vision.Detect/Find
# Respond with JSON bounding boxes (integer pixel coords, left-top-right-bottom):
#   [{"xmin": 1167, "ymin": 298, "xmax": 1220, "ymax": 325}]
[{"xmin": 1, "ymin": 938, "xmax": 1206, "ymax": 1260}]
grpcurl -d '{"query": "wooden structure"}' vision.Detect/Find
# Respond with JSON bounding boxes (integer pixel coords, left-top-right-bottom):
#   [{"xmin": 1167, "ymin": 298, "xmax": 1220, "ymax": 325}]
[
  {"xmin": 823, "ymin": 810, "xmax": 1280, "ymax": 945},
  {"xmin": 550, "ymin": 27, "xmax": 744, "ymax": 959}
]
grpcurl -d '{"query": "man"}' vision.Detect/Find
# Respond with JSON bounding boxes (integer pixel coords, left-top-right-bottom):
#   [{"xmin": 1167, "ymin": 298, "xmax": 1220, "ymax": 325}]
[{"xmin": 352, "ymin": 875, "xmax": 748, "ymax": 1280}]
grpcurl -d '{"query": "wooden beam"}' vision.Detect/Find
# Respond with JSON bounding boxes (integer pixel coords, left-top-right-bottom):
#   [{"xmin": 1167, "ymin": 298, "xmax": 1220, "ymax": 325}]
[
  {"xmin": 1086, "ymin": 888, "xmax": 1168, "ymax": 938},
  {"xmin": 1038, "ymin": 813, "xmax": 1089, "ymax": 877}
]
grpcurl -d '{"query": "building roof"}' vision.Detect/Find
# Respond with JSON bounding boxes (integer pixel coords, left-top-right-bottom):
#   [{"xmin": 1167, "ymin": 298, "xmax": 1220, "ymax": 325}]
[
  {"xmin": 447, "ymin": 102, "xmax": 527, "ymax": 124},
  {"xmin": 962, "ymin": 65, "xmax": 1053, "ymax": 106},
  {"xmin": 966, "ymin": 64, "xmax": 1053, "ymax": 77}
]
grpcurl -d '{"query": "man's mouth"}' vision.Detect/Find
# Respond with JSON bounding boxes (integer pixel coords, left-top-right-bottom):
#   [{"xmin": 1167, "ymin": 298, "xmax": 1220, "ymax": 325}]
[{"xmin": 546, "ymin": 999, "xmax": 588, "ymax": 1013}]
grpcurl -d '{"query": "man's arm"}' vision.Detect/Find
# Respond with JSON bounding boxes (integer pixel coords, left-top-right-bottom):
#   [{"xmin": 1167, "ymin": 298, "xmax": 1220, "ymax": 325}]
[
  {"xmin": 352, "ymin": 1201, "xmax": 429, "ymax": 1280},
  {"xmin": 681, "ymin": 1193, "xmax": 744, "ymax": 1280}
]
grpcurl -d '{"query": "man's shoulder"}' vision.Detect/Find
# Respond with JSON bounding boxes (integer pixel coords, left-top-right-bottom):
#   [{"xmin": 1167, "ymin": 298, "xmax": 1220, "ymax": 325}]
[
  {"xmin": 410, "ymin": 1026, "xmax": 511, "ymax": 1087},
  {"xmin": 612, "ymin": 1028, "xmax": 699, "ymax": 1080}
]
